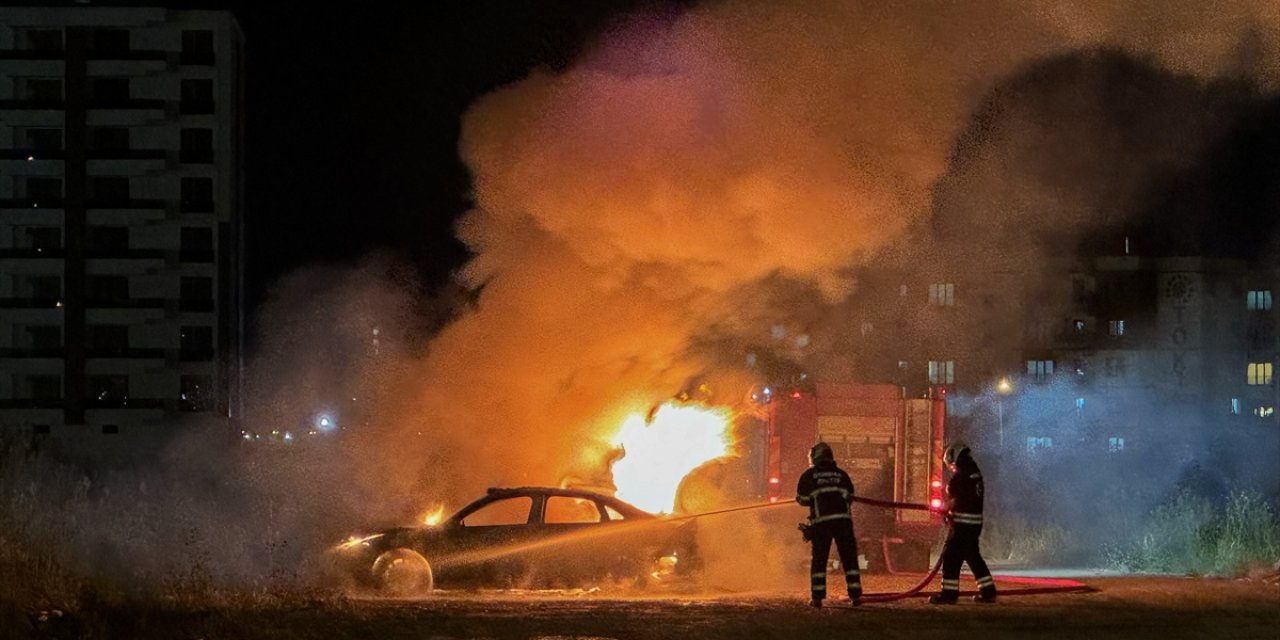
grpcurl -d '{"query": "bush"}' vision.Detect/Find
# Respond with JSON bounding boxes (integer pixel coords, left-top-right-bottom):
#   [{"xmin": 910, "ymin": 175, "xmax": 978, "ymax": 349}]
[
  {"xmin": 1105, "ymin": 490, "xmax": 1280, "ymax": 576},
  {"xmin": 981, "ymin": 514, "xmax": 1073, "ymax": 565}
]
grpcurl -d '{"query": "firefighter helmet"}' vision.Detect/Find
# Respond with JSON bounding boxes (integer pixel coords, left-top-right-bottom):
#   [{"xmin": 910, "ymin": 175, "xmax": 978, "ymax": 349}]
[
  {"xmin": 943, "ymin": 442, "xmax": 971, "ymax": 465},
  {"xmin": 810, "ymin": 441, "xmax": 834, "ymax": 464}
]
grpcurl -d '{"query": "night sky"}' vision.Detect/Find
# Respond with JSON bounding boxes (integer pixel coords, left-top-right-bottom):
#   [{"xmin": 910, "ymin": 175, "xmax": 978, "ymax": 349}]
[{"xmin": 223, "ymin": 1, "xmax": 687, "ymax": 310}]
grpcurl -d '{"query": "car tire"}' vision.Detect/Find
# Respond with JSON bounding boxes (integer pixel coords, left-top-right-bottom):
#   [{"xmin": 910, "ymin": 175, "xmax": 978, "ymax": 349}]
[{"xmin": 371, "ymin": 548, "xmax": 434, "ymax": 596}]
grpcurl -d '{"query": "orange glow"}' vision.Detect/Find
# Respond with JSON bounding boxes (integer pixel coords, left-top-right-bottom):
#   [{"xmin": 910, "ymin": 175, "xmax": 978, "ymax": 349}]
[
  {"xmin": 422, "ymin": 504, "xmax": 446, "ymax": 526},
  {"xmin": 608, "ymin": 401, "xmax": 734, "ymax": 514}
]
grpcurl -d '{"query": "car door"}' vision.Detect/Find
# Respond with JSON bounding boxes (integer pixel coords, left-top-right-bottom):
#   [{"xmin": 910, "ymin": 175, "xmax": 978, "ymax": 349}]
[
  {"xmin": 445, "ymin": 494, "xmax": 537, "ymax": 586},
  {"xmin": 532, "ymin": 494, "xmax": 612, "ymax": 583}
]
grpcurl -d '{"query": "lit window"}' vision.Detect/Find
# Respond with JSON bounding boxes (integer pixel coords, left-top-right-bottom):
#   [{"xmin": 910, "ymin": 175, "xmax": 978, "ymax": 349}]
[
  {"xmin": 1231, "ymin": 398, "xmax": 1241, "ymax": 415},
  {"xmin": 1027, "ymin": 359, "xmax": 1054, "ymax": 380},
  {"xmin": 899, "ymin": 285, "xmax": 908, "ymax": 297},
  {"xmin": 1073, "ymin": 319, "xmax": 1086, "ymax": 333},
  {"xmin": 1026, "ymin": 437, "xmax": 1053, "ymax": 452},
  {"xmin": 927, "ymin": 360, "xmax": 955, "ymax": 384},
  {"xmin": 860, "ymin": 322, "xmax": 873, "ymax": 337},
  {"xmin": 1254, "ymin": 406, "xmax": 1274, "ymax": 418},
  {"xmin": 928, "ymin": 283, "xmax": 955, "ymax": 306},
  {"xmin": 1075, "ymin": 397, "xmax": 1085, "ymax": 410},
  {"xmin": 1247, "ymin": 362, "xmax": 1273, "ymax": 385},
  {"xmin": 1108, "ymin": 320, "xmax": 1125, "ymax": 336},
  {"xmin": 1108, "ymin": 437, "xmax": 1125, "ymax": 452},
  {"xmin": 1247, "ymin": 290, "xmax": 1273, "ymax": 311}
]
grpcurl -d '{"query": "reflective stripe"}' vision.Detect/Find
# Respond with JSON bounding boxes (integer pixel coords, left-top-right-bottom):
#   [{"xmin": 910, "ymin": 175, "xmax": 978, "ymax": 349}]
[
  {"xmin": 844, "ymin": 569, "xmax": 860, "ymax": 577},
  {"xmin": 941, "ymin": 579, "xmax": 960, "ymax": 589},
  {"xmin": 976, "ymin": 576, "xmax": 995, "ymax": 587},
  {"xmin": 812, "ymin": 586, "xmax": 827, "ymax": 592},
  {"xmin": 811, "ymin": 513, "xmax": 851, "ymax": 524},
  {"xmin": 796, "ymin": 496, "xmax": 812, "ymax": 505},
  {"xmin": 953, "ymin": 512, "xmax": 983, "ymax": 524},
  {"xmin": 809, "ymin": 486, "xmax": 849, "ymax": 498},
  {"xmin": 812, "ymin": 573, "xmax": 827, "ymax": 579}
]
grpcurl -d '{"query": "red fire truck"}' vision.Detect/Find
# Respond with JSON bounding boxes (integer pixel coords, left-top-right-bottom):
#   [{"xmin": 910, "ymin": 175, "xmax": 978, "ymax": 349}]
[{"xmin": 762, "ymin": 382, "xmax": 947, "ymax": 571}]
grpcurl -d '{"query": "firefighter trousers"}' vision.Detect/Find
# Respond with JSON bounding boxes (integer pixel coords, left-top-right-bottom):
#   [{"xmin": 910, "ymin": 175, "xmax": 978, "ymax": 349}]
[
  {"xmin": 809, "ymin": 518, "xmax": 861, "ymax": 601},
  {"xmin": 940, "ymin": 522, "xmax": 995, "ymax": 597}
]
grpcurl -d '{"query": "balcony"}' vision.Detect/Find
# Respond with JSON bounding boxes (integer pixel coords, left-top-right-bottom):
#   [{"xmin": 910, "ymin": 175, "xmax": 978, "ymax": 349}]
[
  {"xmin": 86, "ymin": 198, "xmax": 165, "ymax": 212},
  {"xmin": 84, "ymin": 297, "xmax": 166, "ymax": 310},
  {"xmin": 86, "ymin": 149, "xmax": 166, "ymax": 161},
  {"xmin": 0, "ymin": 398, "xmax": 64, "ymax": 409},
  {"xmin": 0, "ymin": 198, "xmax": 64, "ymax": 209},
  {"xmin": 88, "ymin": 98, "xmax": 165, "ymax": 111},
  {"xmin": 179, "ymin": 349, "xmax": 216, "ymax": 362},
  {"xmin": 0, "ymin": 149, "xmax": 65, "ymax": 160},
  {"xmin": 180, "ymin": 52, "xmax": 215, "ymax": 66},
  {"xmin": 84, "ymin": 397, "xmax": 165, "ymax": 409},
  {"xmin": 179, "ymin": 299, "xmax": 215, "ymax": 313},
  {"xmin": 86, "ymin": 347, "xmax": 165, "ymax": 359},
  {"xmin": 0, "ymin": 99, "xmax": 64, "ymax": 111},
  {"xmin": 0, "ymin": 49, "xmax": 65, "ymax": 61},
  {"xmin": 0, "ymin": 348, "xmax": 63, "ymax": 358},
  {"xmin": 0, "ymin": 248, "xmax": 65, "ymax": 259},
  {"xmin": 85, "ymin": 247, "xmax": 165, "ymax": 260},
  {"xmin": 0, "ymin": 297, "xmax": 63, "ymax": 309},
  {"xmin": 87, "ymin": 49, "xmax": 167, "ymax": 62}
]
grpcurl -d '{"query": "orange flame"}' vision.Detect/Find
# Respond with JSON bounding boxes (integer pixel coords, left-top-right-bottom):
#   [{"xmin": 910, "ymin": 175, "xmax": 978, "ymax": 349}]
[
  {"xmin": 422, "ymin": 504, "xmax": 446, "ymax": 526},
  {"xmin": 608, "ymin": 401, "xmax": 734, "ymax": 514}
]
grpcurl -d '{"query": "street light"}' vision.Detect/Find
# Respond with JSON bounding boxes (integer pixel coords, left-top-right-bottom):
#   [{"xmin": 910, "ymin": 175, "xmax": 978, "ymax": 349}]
[{"xmin": 995, "ymin": 376, "xmax": 1013, "ymax": 448}]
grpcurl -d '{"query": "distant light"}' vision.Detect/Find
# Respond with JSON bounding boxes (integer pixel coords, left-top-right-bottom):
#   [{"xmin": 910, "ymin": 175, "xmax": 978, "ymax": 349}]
[
  {"xmin": 795, "ymin": 334, "xmax": 810, "ymax": 348},
  {"xmin": 27, "ymin": 155, "xmax": 34, "ymax": 161},
  {"xmin": 762, "ymin": 387, "xmax": 772, "ymax": 396},
  {"xmin": 54, "ymin": 301, "xmax": 62, "ymax": 308},
  {"xmin": 372, "ymin": 327, "xmax": 380, "ymax": 336},
  {"xmin": 931, "ymin": 480, "xmax": 942, "ymax": 488},
  {"xmin": 241, "ymin": 432, "xmax": 252, "ymax": 440},
  {"xmin": 930, "ymin": 498, "xmax": 943, "ymax": 510},
  {"xmin": 316, "ymin": 413, "xmax": 336, "ymax": 432},
  {"xmin": 283, "ymin": 431, "xmax": 294, "ymax": 442},
  {"xmin": 769, "ymin": 477, "xmax": 780, "ymax": 484},
  {"xmin": 769, "ymin": 496, "xmax": 778, "ymax": 503},
  {"xmin": 790, "ymin": 390, "xmax": 802, "ymax": 399}
]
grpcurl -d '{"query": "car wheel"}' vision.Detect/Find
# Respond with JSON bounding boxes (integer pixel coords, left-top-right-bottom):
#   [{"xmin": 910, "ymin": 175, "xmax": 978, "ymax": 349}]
[{"xmin": 371, "ymin": 548, "xmax": 434, "ymax": 596}]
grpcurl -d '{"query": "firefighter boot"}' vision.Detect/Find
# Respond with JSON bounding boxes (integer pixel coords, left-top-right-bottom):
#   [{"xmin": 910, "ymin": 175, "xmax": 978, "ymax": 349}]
[
  {"xmin": 808, "ymin": 599, "xmax": 823, "ymax": 609},
  {"xmin": 973, "ymin": 588, "xmax": 997, "ymax": 604},
  {"xmin": 928, "ymin": 593, "xmax": 959, "ymax": 605}
]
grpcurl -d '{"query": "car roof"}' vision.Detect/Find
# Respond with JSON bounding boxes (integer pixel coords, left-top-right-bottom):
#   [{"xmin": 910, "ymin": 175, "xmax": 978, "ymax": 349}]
[{"xmin": 480, "ymin": 486, "xmax": 655, "ymax": 519}]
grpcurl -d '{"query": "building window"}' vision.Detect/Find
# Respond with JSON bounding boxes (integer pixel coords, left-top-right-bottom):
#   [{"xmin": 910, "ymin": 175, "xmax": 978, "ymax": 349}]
[
  {"xmin": 1108, "ymin": 437, "xmax": 1125, "ymax": 452},
  {"xmin": 1231, "ymin": 398, "xmax": 1241, "ymax": 415},
  {"xmin": 23, "ymin": 128, "xmax": 63, "ymax": 151},
  {"xmin": 1027, "ymin": 359, "xmax": 1054, "ymax": 380},
  {"xmin": 88, "ymin": 226, "xmax": 129, "ymax": 251},
  {"xmin": 21, "ymin": 226, "xmax": 61, "ymax": 251},
  {"xmin": 91, "ymin": 28, "xmax": 130, "ymax": 54},
  {"xmin": 927, "ymin": 360, "xmax": 954, "ymax": 385},
  {"xmin": 1255, "ymin": 406, "xmax": 1275, "ymax": 419},
  {"xmin": 182, "ymin": 30, "xmax": 215, "ymax": 64},
  {"xmin": 1027, "ymin": 437, "xmax": 1053, "ymax": 452},
  {"xmin": 20, "ymin": 29, "xmax": 63, "ymax": 51},
  {"xmin": 88, "ymin": 276, "xmax": 129, "ymax": 304},
  {"xmin": 180, "ymin": 375, "xmax": 214, "ymax": 412},
  {"xmin": 180, "ymin": 325, "xmax": 214, "ymax": 358},
  {"xmin": 928, "ymin": 283, "xmax": 955, "ymax": 306},
  {"xmin": 102, "ymin": 424, "xmax": 119, "ymax": 435},
  {"xmin": 180, "ymin": 227, "xmax": 214, "ymax": 262},
  {"xmin": 1108, "ymin": 320, "xmax": 1125, "ymax": 336},
  {"xmin": 90, "ymin": 176, "xmax": 130, "ymax": 203},
  {"xmin": 180, "ymin": 79, "xmax": 215, "ymax": 114},
  {"xmin": 26, "ymin": 375, "xmax": 62, "ymax": 400},
  {"xmin": 23, "ymin": 177, "xmax": 63, "ymax": 203},
  {"xmin": 1247, "ymin": 290, "xmax": 1273, "ymax": 311},
  {"xmin": 91, "ymin": 78, "xmax": 130, "ymax": 104},
  {"xmin": 1075, "ymin": 397, "xmax": 1085, "ymax": 410},
  {"xmin": 1072, "ymin": 319, "xmax": 1086, "ymax": 333},
  {"xmin": 26, "ymin": 325, "xmax": 61, "ymax": 349},
  {"xmin": 181, "ymin": 177, "xmax": 214, "ymax": 213},
  {"xmin": 90, "ymin": 127, "xmax": 130, "ymax": 152},
  {"xmin": 1104, "ymin": 357, "xmax": 1125, "ymax": 378},
  {"xmin": 89, "ymin": 325, "xmax": 129, "ymax": 353},
  {"xmin": 860, "ymin": 322, "xmax": 873, "ymax": 337},
  {"xmin": 181, "ymin": 128, "xmax": 214, "ymax": 163},
  {"xmin": 26, "ymin": 275, "xmax": 61, "ymax": 300},
  {"xmin": 181, "ymin": 276, "xmax": 214, "ymax": 311},
  {"xmin": 1247, "ymin": 362, "xmax": 1273, "ymax": 386},
  {"xmin": 87, "ymin": 375, "xmax": 128, "ymax": 401},
  {"xmin": 19, "ymin": 78, "xmax": 62, "ymax": 101}
]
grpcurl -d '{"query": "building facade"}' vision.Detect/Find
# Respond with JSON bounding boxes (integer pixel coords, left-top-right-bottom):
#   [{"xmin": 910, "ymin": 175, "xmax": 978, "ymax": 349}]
[{"xmin": 0, "ymin": 7, "xmax": 243, "ymax": 440}]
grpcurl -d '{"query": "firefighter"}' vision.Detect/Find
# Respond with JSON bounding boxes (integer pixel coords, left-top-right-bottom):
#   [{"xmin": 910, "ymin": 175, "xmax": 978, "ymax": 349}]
[
  {"xmin": 796, "ymin": 441, "xmax": 861, "ymax": 608},
  {"xmin": 930, "ymin": 442, "xmax": 998, "ymax": 604}
]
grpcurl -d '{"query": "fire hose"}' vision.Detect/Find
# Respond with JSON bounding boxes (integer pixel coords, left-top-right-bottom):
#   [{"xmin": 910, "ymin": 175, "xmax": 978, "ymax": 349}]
[{"xmin": 672, "ymin": 497, "xmax": 1093, "ymax": 602}]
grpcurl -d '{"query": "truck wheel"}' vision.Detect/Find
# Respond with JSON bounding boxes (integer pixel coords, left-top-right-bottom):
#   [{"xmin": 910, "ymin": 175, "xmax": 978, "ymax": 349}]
[{"xmin": 371, "ymin": 548, "xmax": 434, "ymax": 596}]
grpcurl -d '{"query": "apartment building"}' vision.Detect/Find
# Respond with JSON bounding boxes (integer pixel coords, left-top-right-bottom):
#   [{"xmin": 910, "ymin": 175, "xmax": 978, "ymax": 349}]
[{"xmin": 0, "ymin": 6, "xmax": 243, "ymax": 439}]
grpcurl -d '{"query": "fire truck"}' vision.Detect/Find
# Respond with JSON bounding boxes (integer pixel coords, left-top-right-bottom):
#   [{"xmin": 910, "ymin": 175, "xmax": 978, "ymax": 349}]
[{"xmin": 762, "ymin": 382, "xmax": 946, "ymax": 571}]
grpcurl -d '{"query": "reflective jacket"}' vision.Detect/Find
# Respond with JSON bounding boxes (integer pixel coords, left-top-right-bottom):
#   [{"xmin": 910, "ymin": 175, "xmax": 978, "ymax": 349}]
[
  {"xmin": 795, "ymin": 460, "xmax": 854, "ymax": 524},
  {"xmin": 946, "ymin": 455, "xmax": 984, "ymax": 526}
]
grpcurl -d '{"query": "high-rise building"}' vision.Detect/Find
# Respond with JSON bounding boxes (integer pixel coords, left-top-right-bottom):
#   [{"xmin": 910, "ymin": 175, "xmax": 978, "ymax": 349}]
[{"xmin": 0, "ymin": 7, "xmax": 243, "ymax": 441}]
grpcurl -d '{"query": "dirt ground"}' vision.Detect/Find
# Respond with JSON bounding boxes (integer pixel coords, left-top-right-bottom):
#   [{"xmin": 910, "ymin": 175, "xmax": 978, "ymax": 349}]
[{"xmin": 28, "ymin": 573, "xmax": 1277, "ymax": 640}]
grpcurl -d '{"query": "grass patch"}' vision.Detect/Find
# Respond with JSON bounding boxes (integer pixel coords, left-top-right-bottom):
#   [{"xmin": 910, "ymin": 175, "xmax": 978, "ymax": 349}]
[{"xmin": 1105, "ymin": 490, "xmax": 1280, "ymax": 576}]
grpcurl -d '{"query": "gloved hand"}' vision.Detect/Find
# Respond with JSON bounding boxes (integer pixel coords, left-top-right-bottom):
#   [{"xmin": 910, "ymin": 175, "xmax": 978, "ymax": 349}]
[{"xmin": 797, "ymin": 522, "xmax": 813, "ymax": 542}]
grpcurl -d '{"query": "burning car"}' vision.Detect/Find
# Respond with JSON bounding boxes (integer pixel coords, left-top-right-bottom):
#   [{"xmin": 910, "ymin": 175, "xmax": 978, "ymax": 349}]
[{"xmin": 329, "ymin": 486, "xmax": 698, "ymax": 594}]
